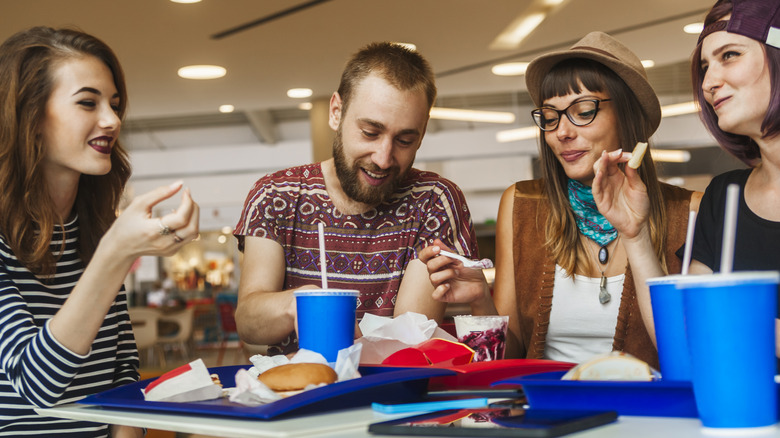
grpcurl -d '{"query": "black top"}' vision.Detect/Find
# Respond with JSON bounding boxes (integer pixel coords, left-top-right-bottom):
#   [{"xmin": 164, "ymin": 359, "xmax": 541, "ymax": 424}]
[{"xmin": 685, "ymin": 169, "xmax": 780, "ymax": 274}]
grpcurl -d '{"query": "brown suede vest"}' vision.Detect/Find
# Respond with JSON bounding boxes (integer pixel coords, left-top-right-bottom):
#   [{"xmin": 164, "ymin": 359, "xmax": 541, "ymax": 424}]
[{"xmin": 511, "ymin": 179, "xmax": 694, "ymax": 369}]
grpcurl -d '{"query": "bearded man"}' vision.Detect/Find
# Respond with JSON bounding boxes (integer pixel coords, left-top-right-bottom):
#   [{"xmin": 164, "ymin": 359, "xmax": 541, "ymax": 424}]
[{"xmin": 233, "ymin": 42, "xmax": 478, "ymax": 354}]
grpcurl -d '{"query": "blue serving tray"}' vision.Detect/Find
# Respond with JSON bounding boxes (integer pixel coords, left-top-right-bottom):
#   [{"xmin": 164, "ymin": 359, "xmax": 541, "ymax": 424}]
[
  {"xmin": 79, "ymin": 365, "xmax": 455, "ymax": 420},
  {"xmin": 495, "ymin": 371, "xmax": 698, "ymax": 418}
]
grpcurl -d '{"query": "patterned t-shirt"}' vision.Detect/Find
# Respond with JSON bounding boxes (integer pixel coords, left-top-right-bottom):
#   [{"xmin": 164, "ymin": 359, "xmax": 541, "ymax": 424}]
[{"xmin": 235, "ymin": 163, "xmax": 479, "ymax": 353}]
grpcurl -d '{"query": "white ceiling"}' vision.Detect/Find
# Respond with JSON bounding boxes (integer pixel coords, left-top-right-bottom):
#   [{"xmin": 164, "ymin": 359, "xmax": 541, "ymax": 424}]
[{"xmin": 1, "ymin": 0, "xmax": 713, "ymax": 124}]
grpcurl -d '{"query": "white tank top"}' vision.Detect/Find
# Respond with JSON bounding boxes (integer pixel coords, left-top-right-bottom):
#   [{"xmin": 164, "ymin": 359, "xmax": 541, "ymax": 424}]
[{"xmin": 544, "ymin": 264, "xmax": 624, "ymax": 364}]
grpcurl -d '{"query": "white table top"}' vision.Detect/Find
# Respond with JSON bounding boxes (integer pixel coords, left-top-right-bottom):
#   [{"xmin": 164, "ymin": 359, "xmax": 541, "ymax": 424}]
[
  {"xmin": 37, "ymin": 403, "xmax": 408, "ymax": 438},
  {"xmin": 38, "ymin": 403, "xmax": 780, "ymax": 438}
]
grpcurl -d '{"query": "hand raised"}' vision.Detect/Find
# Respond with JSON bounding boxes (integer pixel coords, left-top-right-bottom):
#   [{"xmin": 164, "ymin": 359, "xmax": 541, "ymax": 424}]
[
  {"xmin": 103, "ymin": 181, "xmax": 200, "ymax": 259},
  {"xmin": 591, "ymin": 149, "xmax": 650, "ymax": 239}
]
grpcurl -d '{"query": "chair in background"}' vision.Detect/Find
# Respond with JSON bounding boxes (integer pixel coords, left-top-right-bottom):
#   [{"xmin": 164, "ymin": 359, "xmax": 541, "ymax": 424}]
[
  {"xmin": 215, "ymin": 293, "xmax": 247, "ymax": 366},
  {"xmin": 128, "ymin": 307, "xmax": 166, "ymax": 369},
  {"xmin": 157, "ymin": 306, "xmax": 195, "ymax": 365}
]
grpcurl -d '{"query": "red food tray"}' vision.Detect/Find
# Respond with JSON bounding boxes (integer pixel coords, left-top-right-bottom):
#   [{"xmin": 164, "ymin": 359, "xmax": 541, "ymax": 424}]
[{"xmin": 361, "ymin": 359, "xmax": 575, "ymax": 390}]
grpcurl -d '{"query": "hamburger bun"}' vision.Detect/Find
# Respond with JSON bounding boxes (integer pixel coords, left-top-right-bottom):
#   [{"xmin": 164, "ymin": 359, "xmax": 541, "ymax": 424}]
[
  {"xmin": 258, "ymin": 363, "xmax": 337, "ymax": 392},
  {"xmin": 563, "ymin": 352, "xmax": 654, "ymax": 381}
]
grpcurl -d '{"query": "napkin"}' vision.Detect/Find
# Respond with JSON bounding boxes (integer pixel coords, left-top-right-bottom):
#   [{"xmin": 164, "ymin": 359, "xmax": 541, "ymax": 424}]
[
  {"xmin": 230, "ymin": 345, "xmax": 363, "ymax": 406},
  {"xmin": 143, "ymin": 358, "xmax": 223, "ymax": 402},
  {"xmin": 229, "ymin": 368, "xmax": 282, "ymax": 405},
  {"xmin": 355, "ymin": 312, "xmax": 456, "ymax": 364}
]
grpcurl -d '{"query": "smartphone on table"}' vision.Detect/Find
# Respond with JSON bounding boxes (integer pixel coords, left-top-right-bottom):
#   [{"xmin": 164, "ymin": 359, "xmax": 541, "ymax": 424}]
[{"xmin": 368, "ymin": 405, "xmax": 617, "ymax": 437}]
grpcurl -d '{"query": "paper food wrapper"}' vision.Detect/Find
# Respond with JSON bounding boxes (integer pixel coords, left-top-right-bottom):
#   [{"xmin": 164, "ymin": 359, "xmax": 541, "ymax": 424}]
[
  {"xmin": 355, "ymin": 312, "xmax": 456, "ymax": 364},
  {"xmin": 229, "ymin": 344, "xmax": 362, "ymax": 407},
  {"xmin": 143, "ymin": 358, "xmax": 223, "ymax": 402}
]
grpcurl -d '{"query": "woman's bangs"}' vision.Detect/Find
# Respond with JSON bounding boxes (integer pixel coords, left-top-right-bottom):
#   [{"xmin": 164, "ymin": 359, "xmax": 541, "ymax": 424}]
[{"xmin": 539, "ymin": 60, "xmax": 607, "ymax": 103}]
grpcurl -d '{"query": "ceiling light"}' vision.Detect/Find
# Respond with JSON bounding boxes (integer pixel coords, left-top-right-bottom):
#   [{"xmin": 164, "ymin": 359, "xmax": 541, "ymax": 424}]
[
  {"xmin": 171, "ymin": 0, "xmax": 201, "ymax": 3},
  {"xmin": 650, "ymin": 149, "xmax": 691, "ymax": 163},
  {"xmin": 430, "ymin": 107, "xmax": 516, "ymax": 124},
  {"xmin": 492, "ymin": 12, "xmax": 547, "ymax": 49},
  {"xmin": 219, "ymin": 104, "xmax": 234, "ymax": 113},
  {"xmin": 490, "ymin": 0, "xmax": 570, "ymax": 50},
  {"xmin": 491, "ymin": 62, "xmax": 530, "ymax": 76},
  {"xmin": 298, "ymin": 102, "xmax": 313, "ymax": 110},
  {"xmin": 287, "ymin": 88, "xmax": 313, "ymax": 98},
  {"xmin": 684, "ymin": 22, "xmax": 704, "ymax": 34},
  {"xmin": 221, "ymin": 226, "xmax": 233, "ymax": 234},
  {"xmin": 661, "ymin": 101, "xmax": 698, "ymax": 117},
  {"xmin": 665, "ymin": 177, "xmax": 686, "ymax": 186},
  {"xmin": 641, "ymin": 60, "xmax": 655, "ymax": 69},
  {"xmin": 177, "ymin": 65, "xmax": 226, "ymax": 80},
  {"xmin": 496, "ymin": 126, "xmax": 538, "ymax": 143}
]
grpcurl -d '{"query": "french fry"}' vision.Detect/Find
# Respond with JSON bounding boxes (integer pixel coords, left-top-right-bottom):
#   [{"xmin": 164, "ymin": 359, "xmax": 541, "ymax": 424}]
[{"xmin": 628, "ymin": 141, "xmax": 648, "ymax": 169}]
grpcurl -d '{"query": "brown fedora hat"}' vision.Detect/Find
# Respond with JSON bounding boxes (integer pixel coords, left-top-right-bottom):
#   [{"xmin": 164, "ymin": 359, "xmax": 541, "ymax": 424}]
[{"xmin": 525, "ymin": 31, "xmax": 662, "ymax": 135}]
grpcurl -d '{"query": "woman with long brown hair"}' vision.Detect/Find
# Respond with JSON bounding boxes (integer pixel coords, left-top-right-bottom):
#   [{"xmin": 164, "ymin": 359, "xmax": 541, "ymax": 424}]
[
  {"xmin": 0, "ymin": 26, "xmax": 199, "ymax": 437},
  {"xmin": 421, "ymin": 32, "xmax": 699, "ymax": 368}
]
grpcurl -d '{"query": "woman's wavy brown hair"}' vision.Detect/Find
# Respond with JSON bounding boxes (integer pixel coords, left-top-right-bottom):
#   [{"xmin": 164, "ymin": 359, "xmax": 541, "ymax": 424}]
[
  {"xmin": 0, "ymin": 27, "xmax": 131, "ymax": 276},
  {"xmin": 536, "ymin": 59, "xmax": 668, "ymax": 275}
]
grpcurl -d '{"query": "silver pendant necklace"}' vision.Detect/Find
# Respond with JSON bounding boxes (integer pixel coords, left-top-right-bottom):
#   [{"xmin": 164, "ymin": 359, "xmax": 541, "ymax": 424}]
[
  {"xmin": 598, "ymin": 275, "xmax": 610, "ymax": 304},
  {"xmin": 585, "ymin": 236, "xmax": 620, "ymax": 304}
]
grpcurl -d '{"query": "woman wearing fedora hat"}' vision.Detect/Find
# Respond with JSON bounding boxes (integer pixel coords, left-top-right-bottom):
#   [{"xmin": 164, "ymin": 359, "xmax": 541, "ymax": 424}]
[
  {"xmin": 420, "ymin": 32, "xmax": 698, "ymax": 367},
  {"xmin": 593, "ymin": 0, "xmax": 780, "ymax": 345}
]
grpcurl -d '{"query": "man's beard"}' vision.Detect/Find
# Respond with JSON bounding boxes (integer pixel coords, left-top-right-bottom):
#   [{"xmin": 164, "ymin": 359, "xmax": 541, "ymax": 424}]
[{"xmin": 332, "ymin": 130, "xmax": 407, "ymax": 206}]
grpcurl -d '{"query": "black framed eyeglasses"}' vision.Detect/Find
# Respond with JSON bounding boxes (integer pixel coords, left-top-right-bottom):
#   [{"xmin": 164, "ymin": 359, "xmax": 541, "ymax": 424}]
[{"xmin": 531, "ymin": 99, "xmax": 612, "ymax": 132}]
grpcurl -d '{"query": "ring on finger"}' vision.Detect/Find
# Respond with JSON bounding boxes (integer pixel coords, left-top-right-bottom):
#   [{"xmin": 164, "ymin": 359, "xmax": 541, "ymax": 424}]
[
  {"xmin": 173, "ymin": 233, "xmax": 185, "ymax": 243},
  {"xmin": 158, "ymin": 218, "xmax": 173, "ymax": 236}
]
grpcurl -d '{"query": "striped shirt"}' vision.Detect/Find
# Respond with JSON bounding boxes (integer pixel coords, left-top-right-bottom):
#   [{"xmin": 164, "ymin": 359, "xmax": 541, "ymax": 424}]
[
  {"xmin": 235, "ymin": 163, "xmax": 478, "ymax": 354},
  {"xmin": 0, "ymin": 216, "xmax": 138, "ymax": 437}
]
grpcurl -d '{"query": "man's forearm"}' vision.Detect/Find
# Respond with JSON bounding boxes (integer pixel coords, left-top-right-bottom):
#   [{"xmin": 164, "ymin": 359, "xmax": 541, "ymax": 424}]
[{"xmin": 236, "ymin": 290, "xmax": 296, "ymax": 345}]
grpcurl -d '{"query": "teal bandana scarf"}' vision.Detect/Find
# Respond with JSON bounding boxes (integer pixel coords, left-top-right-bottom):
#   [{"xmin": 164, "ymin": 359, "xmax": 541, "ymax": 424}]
[{"xmin": 567, "ymin": 179, "xmax": 617, "ymax": 247}]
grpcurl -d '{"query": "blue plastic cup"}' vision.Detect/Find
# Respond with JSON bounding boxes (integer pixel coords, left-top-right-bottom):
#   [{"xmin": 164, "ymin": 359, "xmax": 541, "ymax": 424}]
[
  {"xmin": 647, "ymin": 275, "xmax": 692, "ymax": 381},
  {"xmin": 678, "ymin": 272, "xmax": 779, "ymax": 430},
  {"xmin": 294, "ymin": 289, "xmax": 359, "ymax": 362}
]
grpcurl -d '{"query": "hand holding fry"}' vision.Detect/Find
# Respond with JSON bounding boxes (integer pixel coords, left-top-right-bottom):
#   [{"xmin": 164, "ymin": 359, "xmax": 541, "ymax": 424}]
[{"xmin": 592, "ymin": 149, "xmax": 650, "ymax": 240}]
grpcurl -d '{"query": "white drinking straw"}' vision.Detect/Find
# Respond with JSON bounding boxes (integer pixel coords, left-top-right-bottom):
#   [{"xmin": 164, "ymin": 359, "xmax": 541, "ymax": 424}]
[
  {"xmin": 720, "ymin": 184, "xmax": 740, "ymax": 274},
  {"xmin": 681, "ymin": 210, "xmax": 697, "ymax": 275},
  {"xmin": 318, "ymin": 222, "xmax": 328, "ymax": 288}
]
